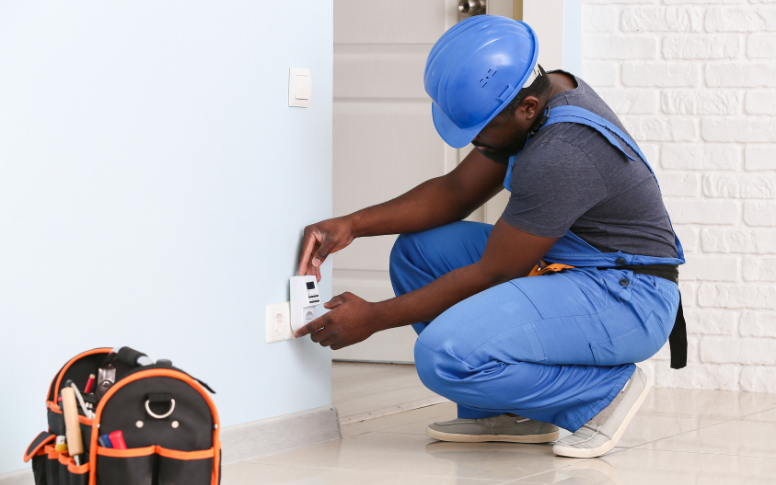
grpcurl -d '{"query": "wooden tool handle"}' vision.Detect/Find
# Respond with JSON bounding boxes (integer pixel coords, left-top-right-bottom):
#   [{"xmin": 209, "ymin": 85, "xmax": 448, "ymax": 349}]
[{"xmin": 61, "ymin": 387, "xmax": 84, "ymax": 457}]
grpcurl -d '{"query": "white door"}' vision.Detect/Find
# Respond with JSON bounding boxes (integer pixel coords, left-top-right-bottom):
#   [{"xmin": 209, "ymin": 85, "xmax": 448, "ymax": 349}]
[{"xmin": 331, "ymin": 1, "xmax": 568, "ymax": 363}]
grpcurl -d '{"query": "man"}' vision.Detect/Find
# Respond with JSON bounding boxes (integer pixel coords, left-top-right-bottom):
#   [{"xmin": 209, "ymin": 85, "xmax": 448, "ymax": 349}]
[{"xmin": 295, "ymin": 16, "xmax": 685, "ymax": 458}]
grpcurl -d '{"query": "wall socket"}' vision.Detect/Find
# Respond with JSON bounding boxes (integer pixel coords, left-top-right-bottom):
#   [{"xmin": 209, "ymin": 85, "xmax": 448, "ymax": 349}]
[{"xmin": 265, "ymin": 301, "xmax": 294, "ymax": 344}]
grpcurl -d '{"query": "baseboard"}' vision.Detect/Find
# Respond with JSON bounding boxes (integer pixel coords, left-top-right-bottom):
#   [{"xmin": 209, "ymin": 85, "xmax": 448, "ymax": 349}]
[
  {"xmin": 339, "ymin": 396, "xmax": 447, "ymax": 426},
  {"xmin": 333, "ymin": 358, "xmax": 414, "ymax": 365},
  {"xmin": 1, "ymin": 405, "xmax": 341, "ymax": 483},
  {"xmin": 220, "ymin": 405, "xmax": 341, "ymax": 465}
]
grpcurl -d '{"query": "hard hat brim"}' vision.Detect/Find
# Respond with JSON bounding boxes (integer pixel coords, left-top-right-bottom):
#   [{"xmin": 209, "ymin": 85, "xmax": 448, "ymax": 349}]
[{"xmin": 432, "ymin": 102, "xmax": 489, "ymax": 150}]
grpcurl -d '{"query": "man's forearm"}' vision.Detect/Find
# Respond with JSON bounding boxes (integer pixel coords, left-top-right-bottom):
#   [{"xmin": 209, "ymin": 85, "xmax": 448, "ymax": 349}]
[
  {"xmin": 364, "ymin": 219, "xmax": 557, "ymax": 334},
  {"xmin": 368, "ymin": 263, "xmax": 502, "ymax": 333},
  {"xmin": 346, "ymin": 176, "xmax": 473, "ymax": 238}
]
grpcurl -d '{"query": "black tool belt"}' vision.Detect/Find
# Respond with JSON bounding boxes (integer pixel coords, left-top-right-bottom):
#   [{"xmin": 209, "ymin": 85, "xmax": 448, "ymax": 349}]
[{"xmin": 598, "ymin": 264, "xmax": 686, "ymax": 370}]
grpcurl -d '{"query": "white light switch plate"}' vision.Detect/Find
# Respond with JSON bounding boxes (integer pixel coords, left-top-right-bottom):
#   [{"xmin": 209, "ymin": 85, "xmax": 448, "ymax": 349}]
[
  {"xmin": 265, "ymin": 301, "xmax": 294, "ymax": 344},
  {"xmin": 288, "ymin": 67, "xmax": 311, "ymax": 108}
]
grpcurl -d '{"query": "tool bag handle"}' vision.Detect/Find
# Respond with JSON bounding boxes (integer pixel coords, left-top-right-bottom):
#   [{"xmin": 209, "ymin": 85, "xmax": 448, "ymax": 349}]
[{"xmin": 115, "ymin": 347, "xmax": 153, "ymax": 368}]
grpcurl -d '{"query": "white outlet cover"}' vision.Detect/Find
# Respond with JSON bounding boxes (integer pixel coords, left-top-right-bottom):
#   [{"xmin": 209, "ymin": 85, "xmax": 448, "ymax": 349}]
[
  {"xmin": 265, "ymin": 301, "xmax": 294, "ymax": 344},
  {"xmin": 288, "ymin": 67, "xmax": 311, "ymax": 108}
]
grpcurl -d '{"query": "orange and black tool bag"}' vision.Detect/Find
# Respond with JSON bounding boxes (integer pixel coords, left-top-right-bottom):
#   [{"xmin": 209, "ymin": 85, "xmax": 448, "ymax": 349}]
[{"xmin": 23, "ymin": 347, "xmax": 221, "ymax": 485}]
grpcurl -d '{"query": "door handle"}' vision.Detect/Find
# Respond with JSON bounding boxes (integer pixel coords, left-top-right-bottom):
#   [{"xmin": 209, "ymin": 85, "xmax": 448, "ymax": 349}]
[{"xmin": 458, "ymin": 0, "xmax": 486, "ymax": 16}]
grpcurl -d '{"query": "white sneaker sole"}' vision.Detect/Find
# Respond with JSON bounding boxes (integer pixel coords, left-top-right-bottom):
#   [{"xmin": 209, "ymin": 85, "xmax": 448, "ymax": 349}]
[
  {"xmin": 552, "ymin": 375, "xmax": 652, "ymax": 459},
  {"xmin": 426, "ymin": 426, "xmax": 560, "ymax": 444}
]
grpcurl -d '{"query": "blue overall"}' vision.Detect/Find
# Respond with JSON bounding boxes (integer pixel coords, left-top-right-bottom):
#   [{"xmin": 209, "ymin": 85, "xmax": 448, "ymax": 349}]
[{"xmin": 390, "ymin": 106, "xmax": 685, "ymax": 432}]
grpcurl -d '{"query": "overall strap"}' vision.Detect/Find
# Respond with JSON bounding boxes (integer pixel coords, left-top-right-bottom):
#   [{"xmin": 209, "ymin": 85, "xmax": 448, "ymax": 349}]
[
  {"xmin": 503, "ymin": 105, "xmax": 654, "ymax": 190},
  {"xmin": 542, "ymin": 105, "xmax": 649, "ymax": 168}
]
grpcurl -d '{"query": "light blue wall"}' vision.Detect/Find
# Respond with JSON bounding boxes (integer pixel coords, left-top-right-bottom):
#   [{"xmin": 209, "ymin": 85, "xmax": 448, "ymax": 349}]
[
  {"xmin": 0, "ymin": 0, "xmax": 333, "ymax": 474},
  {"xmin": 563, "ymin": 0, "xmax": 583, "ymax": 76}
]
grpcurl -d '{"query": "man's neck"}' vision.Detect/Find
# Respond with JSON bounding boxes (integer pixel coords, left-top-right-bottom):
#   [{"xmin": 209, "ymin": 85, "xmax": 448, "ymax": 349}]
[
  {"xmin": 535, "ymin": 71, "xmax": 577, "ymax": 118},
  {"xmin": 548, "ymin": 71, "xmax": 578, "ymax": 98}
]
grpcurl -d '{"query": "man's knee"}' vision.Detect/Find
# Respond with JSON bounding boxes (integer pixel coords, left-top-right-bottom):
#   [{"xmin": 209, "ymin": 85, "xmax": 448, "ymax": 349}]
[
  {"xmin": 389, "ymin": 233, "xmax": 415, "ymax": 270},
  {"xmin": 389, "ymin": 233, "xmax": 424, "ymax": 292},
  {"xmin": 414, "ymin": 339, "xmax": 447, "ymax": 395},
  {"xmin": 414, "ymin": 328, "xmax": 463, "ymax": 395}
]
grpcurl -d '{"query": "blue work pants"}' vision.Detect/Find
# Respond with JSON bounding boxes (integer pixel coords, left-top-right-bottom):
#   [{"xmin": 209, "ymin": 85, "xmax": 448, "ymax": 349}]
[{"xmin": 389, "ymin": 221, "xmax": 679, "ymax": 432}]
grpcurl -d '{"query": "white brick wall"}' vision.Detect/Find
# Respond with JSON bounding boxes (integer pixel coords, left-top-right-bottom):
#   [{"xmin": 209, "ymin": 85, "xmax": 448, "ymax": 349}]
[{"xmin": 583, "ymin": 0, "xmax": 776, "ymax": 393}]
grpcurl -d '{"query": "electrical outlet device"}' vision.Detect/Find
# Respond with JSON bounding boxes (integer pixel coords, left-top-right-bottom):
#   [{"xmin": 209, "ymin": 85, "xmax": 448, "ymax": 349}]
[
  {"xmin": 265, "ymin": 301, "xmax": 293, "ymax": 344},
  {"xmin": 290, "ymin": 275, "xmax": 320, "ymax": 333}
]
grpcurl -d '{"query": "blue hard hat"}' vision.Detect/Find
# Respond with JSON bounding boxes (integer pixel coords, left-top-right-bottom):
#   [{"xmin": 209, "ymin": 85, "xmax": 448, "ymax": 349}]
[{"xmin": 425, "ymin": 15, "xmax": 540, "ymax": 148}]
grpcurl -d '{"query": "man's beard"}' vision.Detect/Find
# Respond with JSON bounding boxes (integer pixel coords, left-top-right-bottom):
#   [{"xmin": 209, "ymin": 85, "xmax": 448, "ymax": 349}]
[
  {"xmin": 480, "ymin": 131, "xmax": 530, "ymax": 164},
  {"xmin": 492, "ymin": 132, "xmax": 529, "ymax": 158}
]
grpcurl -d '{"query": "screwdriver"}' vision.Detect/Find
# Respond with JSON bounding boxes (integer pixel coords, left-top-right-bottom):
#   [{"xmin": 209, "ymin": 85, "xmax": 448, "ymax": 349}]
[{"xmin": 61, "ymin": 387, "xmax": 85, "ymax": 466}]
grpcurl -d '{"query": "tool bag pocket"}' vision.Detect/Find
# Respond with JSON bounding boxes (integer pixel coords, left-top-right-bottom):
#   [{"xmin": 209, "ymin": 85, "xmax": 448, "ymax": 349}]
[
  {"xmin": 44, "ymin": 446, "xmax": 60, "ymax": 485},
  {"xmin": 35, "ymin": 444, "xmax": 92, "ymax": 485},
  {"xmin": 66, "ymin": 457, "xmax": 90, "ymax": 485},
  {"xmin": 31, "ymin": 453, "xmax": 47, "ymax": 485},
  {"xmin": 157, "ymin": 447, "xmax": 216, "ymax": 485},
  {"xmin": 25, "ymin": 432, "xmax": 54, "ymax": 485},
  {"xmin": 95, "ymin": 447, "xmax": 156, "ymax": 485},
  {"xmin": 93, "ymin": 446, "xmax": 216, "ymax": 485}
]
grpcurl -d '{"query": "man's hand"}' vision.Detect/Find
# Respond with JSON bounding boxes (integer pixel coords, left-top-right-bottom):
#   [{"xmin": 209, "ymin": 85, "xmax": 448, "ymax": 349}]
[
  {"xmin": 299, "ymin": 217, "xmax": 356, "ymax": 281},
  {"xmin": 293, "ymin": 292, "xmax": 377, "ymax": 350}
]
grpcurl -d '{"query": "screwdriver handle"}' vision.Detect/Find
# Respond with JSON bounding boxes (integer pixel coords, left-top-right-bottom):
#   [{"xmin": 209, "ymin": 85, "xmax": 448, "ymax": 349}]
[{"xmin": 61, "ymin": 387, "xmax": 84, "ymax": 457}]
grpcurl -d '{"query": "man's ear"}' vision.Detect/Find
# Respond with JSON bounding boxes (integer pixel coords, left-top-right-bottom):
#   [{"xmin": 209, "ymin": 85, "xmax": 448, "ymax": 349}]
[{"xmin": 519, "ymin": 96, "xmax": 541, "ymax": 121}]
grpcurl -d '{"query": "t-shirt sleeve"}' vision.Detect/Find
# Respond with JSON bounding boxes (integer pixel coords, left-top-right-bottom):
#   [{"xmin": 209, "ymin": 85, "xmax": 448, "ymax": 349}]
[{"xmin": 501, "ymin": 138, "xmax": 608, "ymax": 238}]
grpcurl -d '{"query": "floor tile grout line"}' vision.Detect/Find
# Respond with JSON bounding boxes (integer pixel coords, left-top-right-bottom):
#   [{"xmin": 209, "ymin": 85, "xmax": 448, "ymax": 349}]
[
  {"xmin": 638, "ymin": 411, "xmax": 766, "ymax": 420},
  {"xmin": 339, "ymin": 396, "xmax": 449, "ymax": 426},
  {"xmin": 233, "ymin": 460, "xmax": 520, "ymax": 482},
  {"xmin": 603, "ymin": 447, "xmax": 629, "ymax": 456},
  {"xmin": 638, "ymin": 399, "xmax": 776, "ymax": 421},
  {"xmin": 627, "ymin": 446, "xmax": 776, "ymax": 461},
  {"xmin": 617, "ymin": 415, "xmax": 735, "ymax": 450},
  {"xmin": 493, "ymin": 458, "xmax": 599, "ymax": 484},
  {"xmin": 736, "ymin": 405, "xmax": 776, "ymax": 422},
  {"xmin": 340, "ymin": 412, "xmax": 451, "ymax": 438},
  {"xmin": 622, "ymin": 408, "xmax": 776, "ymax": 452}
]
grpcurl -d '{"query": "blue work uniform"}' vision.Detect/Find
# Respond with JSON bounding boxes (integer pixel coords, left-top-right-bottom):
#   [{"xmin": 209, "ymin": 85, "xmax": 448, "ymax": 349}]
[{"xmin": 389, "ymin": 106, "xmax": 684, "ymax": 432}]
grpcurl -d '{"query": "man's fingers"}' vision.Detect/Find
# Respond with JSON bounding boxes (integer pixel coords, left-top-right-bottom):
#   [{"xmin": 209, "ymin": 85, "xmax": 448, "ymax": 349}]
[
  {"xmin": 315, "ymin": 325, "xmax": 339, "ymax": 346},
  {"xmin": 323, "ymin": 294, "xmax": 346, "ymax": 310},
  {"xmin": 310, "ymin": 325, "xmax": 332, "ymax": 344},
  {"xmin": 293, "ymin": 323, "xmax": 313, "ymax": 338},
  {"xmin": 313, "ymin": 237, "xmax": 337, "ymax": 268},
  {"xmin": 298, "ymin": 231, "xmax": 321, "ymax": 275},
  {"xmin": 294, "ymin": 316, "xmax": 325, "ymax": 338}
]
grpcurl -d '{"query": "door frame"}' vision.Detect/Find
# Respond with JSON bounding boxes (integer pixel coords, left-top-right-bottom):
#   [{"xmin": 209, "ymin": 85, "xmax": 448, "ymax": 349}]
[{"xmin": 332, "ymin": 0, "xmax": 583, "ymax": 364}]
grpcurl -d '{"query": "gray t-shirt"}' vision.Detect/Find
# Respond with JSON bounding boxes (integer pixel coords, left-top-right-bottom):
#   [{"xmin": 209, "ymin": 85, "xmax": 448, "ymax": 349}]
[{"xmin": 498, "ymin": 73, "xmax": 677, "ymax": 258}]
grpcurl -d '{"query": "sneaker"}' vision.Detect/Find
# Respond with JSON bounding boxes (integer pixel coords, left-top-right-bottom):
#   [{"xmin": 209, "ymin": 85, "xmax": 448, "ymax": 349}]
[
  {"xmin": 426, "ymin": 414, "xmax": 560, "ymax": 443},
  {"xmin": 552, "ymin": 366, "xmax": 651, "ymax": 458}
]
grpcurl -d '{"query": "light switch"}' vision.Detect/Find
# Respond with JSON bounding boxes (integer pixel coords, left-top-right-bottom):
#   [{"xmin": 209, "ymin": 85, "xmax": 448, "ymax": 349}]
[
  {"xmin": 288, "ymin": 67, "xmax": 312, "ymax": 108},
  {"xmin": 294, "ymin": 76, "xmax": 311, "ymax": 100}
]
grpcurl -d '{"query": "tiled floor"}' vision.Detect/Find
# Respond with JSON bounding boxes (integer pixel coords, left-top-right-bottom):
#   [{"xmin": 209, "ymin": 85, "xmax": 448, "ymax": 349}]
[
  {"xmin": 224, "ymin": 363, "xmax": 776, "ymax": 484},
  {"xmin": 332, "ymin": 362, "xmax": 446, "ymax": 424}
]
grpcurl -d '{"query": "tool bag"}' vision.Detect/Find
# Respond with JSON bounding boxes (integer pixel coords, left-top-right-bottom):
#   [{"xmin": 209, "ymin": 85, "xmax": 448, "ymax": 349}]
[{"xmin": 23, "ymin": 347, "xmax": 221, "ymax": 485}]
